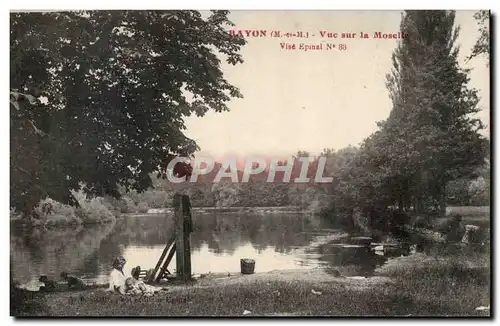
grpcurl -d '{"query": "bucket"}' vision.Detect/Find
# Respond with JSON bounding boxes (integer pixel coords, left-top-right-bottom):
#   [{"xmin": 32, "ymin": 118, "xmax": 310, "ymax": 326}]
[{"xmin": 240, "ymin": 258, "xmax": 255, "ymax": 275}]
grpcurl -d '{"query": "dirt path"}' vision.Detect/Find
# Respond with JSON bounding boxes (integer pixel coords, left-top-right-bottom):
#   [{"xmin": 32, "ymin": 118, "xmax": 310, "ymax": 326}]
[{"xmin": 165, "ymin": 268, "xmax": 394, "ymax": 293}]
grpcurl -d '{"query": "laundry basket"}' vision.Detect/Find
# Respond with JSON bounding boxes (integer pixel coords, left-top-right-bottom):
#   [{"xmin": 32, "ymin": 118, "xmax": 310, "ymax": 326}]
[{"xmin": 240, "ymin": 258, "xmax": 255, "ymax": 275}]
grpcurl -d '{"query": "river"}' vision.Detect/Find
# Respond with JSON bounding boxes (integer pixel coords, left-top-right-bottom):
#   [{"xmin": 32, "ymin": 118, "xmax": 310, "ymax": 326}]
[{"xmin": 10, "ymin": 212, "xmax": 435, "ymax": 285}]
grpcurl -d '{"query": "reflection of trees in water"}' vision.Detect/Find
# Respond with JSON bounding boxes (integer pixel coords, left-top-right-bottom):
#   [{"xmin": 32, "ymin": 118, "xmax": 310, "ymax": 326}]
[
  {"xmin": 10, "ymin": 213, "xmax": 341, "ymax": 283},
  {"xmin": 106, "ymin": 213, "xmax": 333, "ymax": 257},
  {"xmin": 314, "ymin": 243, "xmax": 388, "ymax": 275},
  {"xmin": 91, "ymin": 215, "xmax": 175, "ymax": 276},
  {"xmin": 207, "ymin": 217, "xmax": 243, "ymax": 255},
  {"xmin": 189, "ymin": 213, "xmax": 328, "ymax": 255},
  {"xmin": 109, "ymin": 214, "xmax": 175, "ymax": 247},
  {"xmin": 190, "ymin": 214, "xmax": 243, "ymax": 254},
  {"xmin": 10, "ymin": 220, "xmax": 116, "ymax": 284}
]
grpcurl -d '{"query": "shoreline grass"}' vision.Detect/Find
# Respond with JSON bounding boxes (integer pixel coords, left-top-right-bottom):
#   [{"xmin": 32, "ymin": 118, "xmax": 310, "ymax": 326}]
[{"xmin": 12, "ymin": 257, "xmax": 490, "ymax": 317}]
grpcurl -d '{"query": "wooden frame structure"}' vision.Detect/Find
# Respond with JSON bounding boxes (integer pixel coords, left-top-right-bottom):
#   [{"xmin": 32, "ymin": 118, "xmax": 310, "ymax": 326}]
[{"xmin": 148, "ymin": 193, "xmax": 193, "ymax": 283}]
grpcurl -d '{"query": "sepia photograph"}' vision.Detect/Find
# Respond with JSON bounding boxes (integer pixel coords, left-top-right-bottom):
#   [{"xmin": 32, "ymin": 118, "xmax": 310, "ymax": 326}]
[{"xmin": 9, "ymin": 8, "xmax": 491, "ymax": 317}]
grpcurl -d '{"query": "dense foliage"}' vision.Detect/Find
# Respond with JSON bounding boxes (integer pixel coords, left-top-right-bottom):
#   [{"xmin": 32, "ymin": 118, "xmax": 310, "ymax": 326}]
[
  {"xmin": 314, "ymin": 11, "xmax": 490, "ymax": 229},
  {"xmin": 468, "ymin": 10, "xmax": 490, "ymax": 66},
  {"xmin": 10, "ymin": 10, "xmax": 246, "ymax": 214},
  {"xmin": 10, "ymin": 10, "xmax": 489, "ymax": 226}
]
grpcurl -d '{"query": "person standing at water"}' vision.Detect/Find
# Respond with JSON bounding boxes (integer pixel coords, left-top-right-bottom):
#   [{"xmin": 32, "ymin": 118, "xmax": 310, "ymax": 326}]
[{"xmin": 108, "ymin": 256, "xmax": 129, "ymax": 294}]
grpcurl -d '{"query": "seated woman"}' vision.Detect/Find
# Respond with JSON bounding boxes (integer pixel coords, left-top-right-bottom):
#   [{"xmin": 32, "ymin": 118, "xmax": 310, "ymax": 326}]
[{"xmin": 107, "ymin": 256, "xmax": 129, "ymax": 294}]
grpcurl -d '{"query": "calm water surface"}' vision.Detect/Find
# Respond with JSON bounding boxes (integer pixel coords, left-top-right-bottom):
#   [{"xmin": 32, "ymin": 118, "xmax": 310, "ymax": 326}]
[{"xmin": 11, "ymin": 212, "xmax": 400, "ymax": 284}]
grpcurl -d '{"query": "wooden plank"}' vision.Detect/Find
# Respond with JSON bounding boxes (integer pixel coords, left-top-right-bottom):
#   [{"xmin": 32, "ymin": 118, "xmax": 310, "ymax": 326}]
[
  {"xmin": 183, "ymin": 194, "xmax": 192, "ymax": 279},
  {"xmin": 148, "ymin": 234, "xmax": 175, "ymax": 283},
  {"xmin": 182, "ymin": 194, "xmax": 193, "ymax": 233},
  {"xmin": 174, "ymin": 193, "xmax": 186, "ymax": 281},
  {"xmin": 148, "ymin": 245, "xmax": 169, "ymax": 283},
  {"xmin": 163, "ymin": 242, "xmax": 176, "ymax": 274},
  {"xmin": 155, "ymin": 243, "xmax": 176, "ymax": 283},
  {"xmin": 183, "ymin": 234, "xmax": 191, "ymax": 278}
]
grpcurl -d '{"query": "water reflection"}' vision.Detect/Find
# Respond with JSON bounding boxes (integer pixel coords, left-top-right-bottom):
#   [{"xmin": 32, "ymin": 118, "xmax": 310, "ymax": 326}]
[
  {"xmin": 10, "ymin": 220, "xmax": 116, "ymax": 284},
  {"xmin": 307, "ymin": 242, "xmax": 388, "ymax": 276},
  {"xmin": 11, "ymin": 213, "xmax": 392, "ymax": 284}
]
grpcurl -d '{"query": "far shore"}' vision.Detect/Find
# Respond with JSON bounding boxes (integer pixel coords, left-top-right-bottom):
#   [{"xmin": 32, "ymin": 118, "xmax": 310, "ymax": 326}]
[
  {"xmin": 146, "ymin": 206, "xmax": 306, "ymax": 214},
  {"xmin": 146, "ymin": 205, "xmax": 490, "ymax": 216}
]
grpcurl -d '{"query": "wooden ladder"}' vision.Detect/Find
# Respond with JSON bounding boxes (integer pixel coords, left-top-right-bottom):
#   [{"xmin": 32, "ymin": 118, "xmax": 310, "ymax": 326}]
[{"xmin": 148, "ymin": 233, "xmax": 176, "ymax": 283}]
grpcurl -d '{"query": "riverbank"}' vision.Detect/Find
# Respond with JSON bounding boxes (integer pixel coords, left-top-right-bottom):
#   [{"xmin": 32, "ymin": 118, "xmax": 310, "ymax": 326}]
[
  {"xmin": 147, "ymin": 206, "xmax": 305, "ymax": 215},
  {"xmin": 13, "ymin": 250, "xmax": 490, "ymax": 317},
  {"xmin": 12, "ymin": 203, "xmax": 489, "ymax": 227}
]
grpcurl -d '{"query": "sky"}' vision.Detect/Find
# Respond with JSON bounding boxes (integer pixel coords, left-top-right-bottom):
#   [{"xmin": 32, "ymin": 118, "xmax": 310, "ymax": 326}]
[{"xmin": 184, "ymin": 10, "xmax": 490, "ymax": 160}]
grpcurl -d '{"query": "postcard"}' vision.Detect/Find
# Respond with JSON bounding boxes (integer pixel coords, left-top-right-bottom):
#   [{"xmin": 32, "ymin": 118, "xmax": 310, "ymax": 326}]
[{"xmin": 10, "ymin": 9, "xmax": 491, "ymax": 317}]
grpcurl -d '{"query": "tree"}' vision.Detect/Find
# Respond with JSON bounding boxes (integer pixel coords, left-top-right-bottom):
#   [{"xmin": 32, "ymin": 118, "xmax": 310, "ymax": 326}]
[
  {"xmin": 467, "ymin": 10, "xmax": 490, "ymax": 66},
  {"xmin": 10, "ymin": 92, "xmax": 46, "ymax": 214},
  {"xmin": 306, "ymin": 147, "xmax": 359, "ymax": 227},
  {"xmin": 383, "ymin": 10, "xmax": 487, "ymax": 216},
  {"xmin": 211, "ymin": 183, "xmax": 240, "ymax": 208},
  {"xmin": 10, "ymin": 10, "xmax": 246, "ymax": 214},
  {"xmin": 447, "ymin": 156, "xmax": 490, "ymax": 206}
]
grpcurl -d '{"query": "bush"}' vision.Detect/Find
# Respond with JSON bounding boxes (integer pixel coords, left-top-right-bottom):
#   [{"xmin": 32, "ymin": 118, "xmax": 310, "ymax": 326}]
[
  {"xmin": 412, "ymin": 215, "xmax": 433, "ymax": 229},
  {"xmin": 119, "ymin": 197, "xmax": 138, "ymax": 213},
  {"xmin": 10, "ymin": 207, "xmax": 23, "ymax": 221},
  {"xmin": 16, "ymin": 189, "xmax": 119, "ymax": 228},
  {"xmin": 102, "ymin": 195, "xmax": 122, "ymax": 217},
  {"xmin": 353, "ymin": 209, "xmax": 370, "ymax": 232},
  {"xmin": 103, "ymin": 194, "xmax": 156, "ymax": 214},
  {"xmin": 71, "ymin": 189, "xmax": 117, "ymax": 224},
  {"xmin": 137, "ymin": 202, "xmax": 149, "ymax": 213},
  {"xmin": 308, "ymin": 198, "xmax": 327, "ymax": 215},
  {"xmin": 33, "ymin": 198, "xmax": 82, "ymax": 227},
  {"xmin": 45, "ymin": 213, "xmax": 81, "ymax": 228},
  {"xmin": 140, "ymin": 190, "xmax": 169, "ymax": 208},
  {"xmin": 75, "ymin": 197, "xmax": 116, "ymax": 224},
  {"xmin": 436, "ymin": 214, "xmax": 464, "ymax": 242}
]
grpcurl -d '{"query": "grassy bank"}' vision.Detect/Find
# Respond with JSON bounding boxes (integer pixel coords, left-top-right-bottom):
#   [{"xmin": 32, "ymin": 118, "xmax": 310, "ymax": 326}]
[
  {"xmin": 13, "ymin": 250, "xmax": 490, "ymax": 317},
  {"xmin": 446, "ymin": 206, "xmax": 490, "ymax": 218}
]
